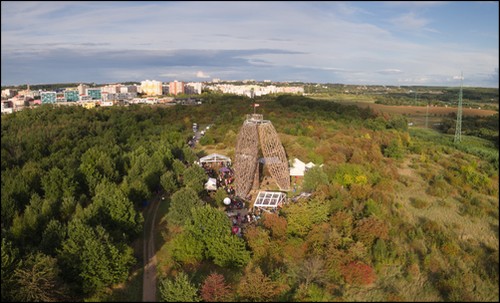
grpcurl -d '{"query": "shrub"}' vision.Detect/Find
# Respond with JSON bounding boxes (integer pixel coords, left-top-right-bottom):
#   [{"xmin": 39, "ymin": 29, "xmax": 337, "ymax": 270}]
[{"xmin": 410, "ymin": 197, "xmax": 429, "ymax": 209}]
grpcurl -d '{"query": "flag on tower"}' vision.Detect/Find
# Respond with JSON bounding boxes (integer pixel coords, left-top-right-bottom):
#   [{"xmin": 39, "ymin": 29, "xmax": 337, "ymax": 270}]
[{"xmin": 253, "ymin": 103, "xmax": 260, "ymax": 107}]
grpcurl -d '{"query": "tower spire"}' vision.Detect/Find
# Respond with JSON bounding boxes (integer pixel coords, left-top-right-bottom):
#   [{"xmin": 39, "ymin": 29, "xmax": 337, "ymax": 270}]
[{"xmin": 454, "ymin": 72, "xmax": 463, "ymax": 144}]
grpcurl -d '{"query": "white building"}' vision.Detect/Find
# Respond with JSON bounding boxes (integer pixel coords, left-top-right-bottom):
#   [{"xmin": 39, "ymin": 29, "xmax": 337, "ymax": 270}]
[
  {"xmin": 140, "ymin": 80, "xmax": 163, "ymax": 96},
  {"xmin": 185, "ymin": 82, "xmax": 202, "ymax": 95},
  {"xmin": 78, "ymin": 83, "xmax": 88, "ymax": 95},
  {"xmin": 2, "ymin": 89, "xmax": 18, "ymax": 98}
]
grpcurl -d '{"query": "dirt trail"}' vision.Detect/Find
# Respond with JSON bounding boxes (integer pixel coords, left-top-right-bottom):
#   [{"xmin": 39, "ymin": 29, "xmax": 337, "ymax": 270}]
[{"xmin": 142, "ymin": 197, "xmax": 161, "ymax": 302}]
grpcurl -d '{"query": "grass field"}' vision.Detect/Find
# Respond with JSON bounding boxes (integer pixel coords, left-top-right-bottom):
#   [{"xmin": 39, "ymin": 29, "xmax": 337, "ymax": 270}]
[{"xmin": 334, "ymin": 100, "xmax": 498, "ymax": 117}]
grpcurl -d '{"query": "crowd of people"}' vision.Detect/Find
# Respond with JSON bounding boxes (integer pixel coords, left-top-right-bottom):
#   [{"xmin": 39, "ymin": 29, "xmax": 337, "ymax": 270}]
[{"xmin": 200, "ymin": 159, "xmax": 267, "ymax": 237}]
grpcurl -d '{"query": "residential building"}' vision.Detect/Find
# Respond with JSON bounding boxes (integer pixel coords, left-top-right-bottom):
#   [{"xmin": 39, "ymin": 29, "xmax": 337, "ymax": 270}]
[
  {"xmin": 101, "ymin": 84, "xmax": 121, "ymax": 94},
  {"xmin": 1, "ymin": 100, "xmax": 14, "ymax": 114},
  {"xmin": 79, "ymin": 95, "xmax": 92, "ymax": 102},
  {"xmin": 78, "ymin": 83, "xmax": 87, "ymax": 95},
  {"xmin": 140, "ymin": 80, "xmax": 163, "ymax": 96},
  {"xmin": 41, "ymin": 91, "xmax": 57, "ymax": 104},
  {"xmin": 2, "ymin": 89, "xmax": 18, "ymax": 98},
  {"xmin": 120, "ymin": 85, "xmax": 137, "ymax": 94},
  {"xmin": 169, "ymin": 80, "xmax": 184, "ymax": 95},
  {"xmin": 56, "ymin": 92, "xmax": 66, "ymax": 102},
  {"xmin": 185, "ymin": 82, "xmax": 202, "ymax": 95},
  {"xmin": 87, "ymin": 88, "xmax": 102, "ymax": 100},
  {"xmin": 162, "ymin": 84, "xmax": 170, "ymax": 95}
]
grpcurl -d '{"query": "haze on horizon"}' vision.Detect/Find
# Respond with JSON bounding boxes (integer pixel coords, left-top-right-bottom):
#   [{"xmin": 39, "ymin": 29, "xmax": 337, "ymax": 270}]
[{"xmin": 1, "ymin": 1, "xmax": 498, "ymax": 88}]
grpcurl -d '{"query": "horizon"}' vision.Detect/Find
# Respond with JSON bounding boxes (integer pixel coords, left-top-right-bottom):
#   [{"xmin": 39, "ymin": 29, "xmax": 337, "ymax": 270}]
[
  {"xmin": 1, "ymin": 1, "xmax": 498, "ymax": 88},
  {"xmin": 2, "ymin": 79, "xmax": 498, "ymax": 90}
]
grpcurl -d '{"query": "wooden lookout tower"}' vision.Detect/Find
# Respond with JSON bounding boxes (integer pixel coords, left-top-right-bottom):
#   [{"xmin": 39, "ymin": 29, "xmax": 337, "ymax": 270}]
[{"xmin": 234, "ymin": 114, "xmax": 290, "ymax": 199}]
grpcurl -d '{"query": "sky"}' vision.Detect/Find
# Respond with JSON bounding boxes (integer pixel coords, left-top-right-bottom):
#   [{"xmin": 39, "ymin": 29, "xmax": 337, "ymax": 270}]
[{"xmin": 1, "ymin": 1, "xmax": 498, "ymax": 87}]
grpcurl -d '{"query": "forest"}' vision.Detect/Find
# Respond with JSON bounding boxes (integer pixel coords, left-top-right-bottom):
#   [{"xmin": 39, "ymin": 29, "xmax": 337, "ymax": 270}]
[{"xmin": 1, "ymin": 93, "xmax": 498, "ymax": 301}]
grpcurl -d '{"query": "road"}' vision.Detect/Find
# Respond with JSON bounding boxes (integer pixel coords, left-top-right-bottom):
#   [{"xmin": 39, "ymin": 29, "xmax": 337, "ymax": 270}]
[{"xmin": 142, "ymin": 195, "xmax": 161, "ymax": 302}]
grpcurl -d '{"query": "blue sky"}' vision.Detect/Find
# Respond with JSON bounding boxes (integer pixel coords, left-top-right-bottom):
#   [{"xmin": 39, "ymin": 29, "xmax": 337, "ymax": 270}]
[{"xmin": 1, "ymin": 1, "xmax": 498, "ymax": 87}]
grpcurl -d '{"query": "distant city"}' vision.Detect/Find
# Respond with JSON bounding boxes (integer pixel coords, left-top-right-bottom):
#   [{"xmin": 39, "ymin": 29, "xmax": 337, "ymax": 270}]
[{"xmin": 1, "ymin": 79, "xmax": 305, "ymax": 114}]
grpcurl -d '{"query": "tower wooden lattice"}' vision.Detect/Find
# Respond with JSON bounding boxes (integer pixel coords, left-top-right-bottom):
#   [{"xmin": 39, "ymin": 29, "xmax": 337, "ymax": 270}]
[{"xmin": 234, "ymin": 114, "xmax": 290, "ymax": 198}]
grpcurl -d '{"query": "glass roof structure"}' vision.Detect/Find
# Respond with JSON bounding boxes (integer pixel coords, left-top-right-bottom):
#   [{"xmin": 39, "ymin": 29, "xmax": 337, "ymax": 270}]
[{"xmin": 253, "ymin": 191, "xmax": 287, "ymax": 209}]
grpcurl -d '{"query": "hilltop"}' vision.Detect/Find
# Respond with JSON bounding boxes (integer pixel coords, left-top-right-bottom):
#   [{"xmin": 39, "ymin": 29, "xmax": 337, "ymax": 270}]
[{"xmin": 1, "ymin": 93, "xmax": 498, "ymax": 301}]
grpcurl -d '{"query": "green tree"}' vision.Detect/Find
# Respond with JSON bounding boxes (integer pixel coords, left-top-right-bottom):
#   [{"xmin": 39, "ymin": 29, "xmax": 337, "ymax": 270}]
[
  {"xmin": 182, "ymin": 146, "xmax": 198, "ymax": 164},
  {"xmin": 58, "ymin": 220, "xmax": 135, "ymax": 294},
  {"xmin": 172, "ymin": 159, "xmax": 186, "ymax": 182},
  {"xmin": 40, "ymin": 219, "xmax": 66, "ymax": 256},
  {"xmin": 160, "ymin": 171, "xmax": 178, "ymax": 194},
  {"xmin": 79, "ymin": 227, "xmax": 135, "ymax": 294},
  {"xmin": 302, "ymin": 166, "xmax": 329, "ymax": 192},
  {"xmin": 236, "ymin": 263, "xmax": 287, "ymax": 302},
  {"xmin": 213, "ymin": 188, "xmax": 229, "ymax": 208},
  {"xmin": 159, "ymin": 271, "xmax": 200, "ymax": 302},
  {"xmin": 166, "ymin": 188, "xmax": 204, "ymax": 226},
  {"xmin": 1, "ymin": 238, "xmax": 19, "ymax": 301},
  {"xmin": 60, "ymin": 195, "xmax": 77, "ymax": 222},
  {"xmin": 186, "ymin": 205, "xmax": 250, "ymax": 268},
  {"xmin": 208, "ymin": 234, "xmax": 251, "ymax": 268},
  {"xmin": 244, "ymin": 225, "xmax": 271, "ymax": 261},
  {"xmin": 10, "ymin": 193, "xmax": 45, "ymax": 247},
  {"xmin": 283, "ymin": 200, "xmax": 329, "ymax": 238},
  {"xmin": 92, "ymin": 180, "xmax": 144, "ymax": 239},
  {"xmin": 183, "ymin": 165, "xmax": 208, "ymax": 194},
  {"xmin": 170, "ymin": 231, "xmax": 204, "ymax": 265},
  {"xmin": 79, "ymin": 146, "xmax": 120, "ymax": 195}
]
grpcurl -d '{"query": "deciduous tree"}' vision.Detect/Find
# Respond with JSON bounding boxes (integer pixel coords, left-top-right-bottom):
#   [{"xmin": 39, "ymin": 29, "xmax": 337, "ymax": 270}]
[
  {"xmin": 200, "ymin": 272, "xmax": 232, "ymax": 302},
  {"xmin": 12, "ymin": 252, "xmax": 66, "ymax": 302}
]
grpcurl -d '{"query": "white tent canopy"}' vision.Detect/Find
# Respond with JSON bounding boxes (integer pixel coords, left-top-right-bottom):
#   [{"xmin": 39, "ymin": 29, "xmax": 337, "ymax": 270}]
[
  {"xmin": 204, "ymin": 177, "xmax": 217, "ymax": 191},
  {"xmin": 199, "ymin": 153, "xmax": 231, "ymax": 164},
  {"xmin": 289, "ymin": 158, "xmax": 307, "ymax": 176},
  {"xmin": 253, "ymin": 191, "xmax": 287, "ymax": 209},
  {"xmin": 305, "ymin": 162, "xmax": 316, "ymax": 169},
  {"xmin": 289, "ymin": 158, "xmax": 320, "ymax": 176}
]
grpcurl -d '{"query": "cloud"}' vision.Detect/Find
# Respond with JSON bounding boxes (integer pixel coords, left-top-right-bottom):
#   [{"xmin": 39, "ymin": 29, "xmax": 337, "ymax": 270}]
[
  {"xmin": 196, "ymin": 71, "xmax": 210, "ymax": 78},
  {"xmin": 1, "ymin": 47, "xmax": 306, "ymax": 84},
  {"xmin": 378, "ymin": 69, "xmax": 403, "ymax": 74},
  {"xmin": 391, "ymin": 12, "xmax": 430, "ymax": 31},
  {"xmin": 383, "ymin": 1, "xmax": 449, "ymax": 8},
  {"xmin": 1, "ymin": 2, "xmax": 497, "ymax": 87}
]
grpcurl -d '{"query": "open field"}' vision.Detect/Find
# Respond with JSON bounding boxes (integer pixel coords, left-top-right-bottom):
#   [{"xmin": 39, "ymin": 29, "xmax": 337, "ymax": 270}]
[{"xmin": 338, "ymin": 101, "xmax": 498, "ymax": 117}]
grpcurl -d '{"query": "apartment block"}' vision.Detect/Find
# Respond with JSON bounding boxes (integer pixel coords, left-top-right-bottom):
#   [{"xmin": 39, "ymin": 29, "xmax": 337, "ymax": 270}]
[
  {"xmin": 87, "ymin": 88, "xmax": 102, "ymax": 100},
  {"xmin": 41, "ymin": 91, "xmax": 57, "ymax": 104},
  {"xmin": 141, "ymin": 80, "xmax": 163, "ymax": 96},
  {"xmin": 169, "ymin": 81, "xmax": 184, "ymax": 95}
]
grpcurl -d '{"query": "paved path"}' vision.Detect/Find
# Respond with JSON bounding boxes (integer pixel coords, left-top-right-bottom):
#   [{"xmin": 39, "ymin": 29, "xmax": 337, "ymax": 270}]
[{"xmin": 142, "ymin": 196, "xmax": 161, "ymax": 302}]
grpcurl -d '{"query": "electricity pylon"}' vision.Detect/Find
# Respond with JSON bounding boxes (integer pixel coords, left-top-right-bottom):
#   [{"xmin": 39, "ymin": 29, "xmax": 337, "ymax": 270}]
[
  {"xmin": 425, "ymin": 102, "xmax": 429, "ymax": 129},
  {"xmin": 454, "ymin": 72, "xmax": 463, "ymax": 144}
]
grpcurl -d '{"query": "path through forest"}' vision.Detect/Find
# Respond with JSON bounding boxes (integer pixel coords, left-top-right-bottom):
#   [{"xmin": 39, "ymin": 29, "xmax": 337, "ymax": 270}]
[{"xmin": 142, "ymin": 196, "xmax": 161, "ymax": 302}]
